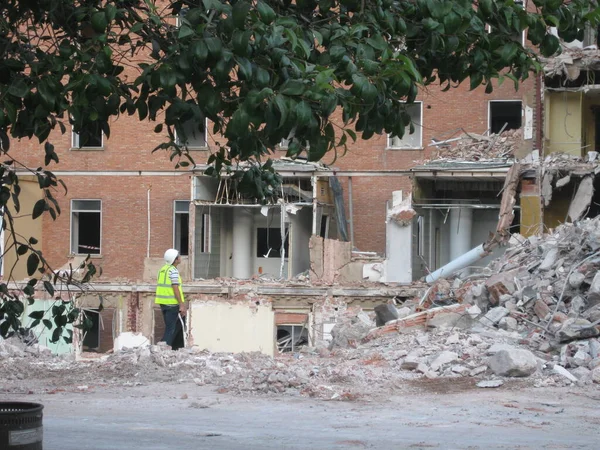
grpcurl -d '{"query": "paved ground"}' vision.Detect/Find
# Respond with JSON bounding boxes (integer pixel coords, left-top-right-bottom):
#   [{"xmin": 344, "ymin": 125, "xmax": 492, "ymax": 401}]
[{"xmin": 2, "ymin": 381, "xmax": 599, "ymax": 449}]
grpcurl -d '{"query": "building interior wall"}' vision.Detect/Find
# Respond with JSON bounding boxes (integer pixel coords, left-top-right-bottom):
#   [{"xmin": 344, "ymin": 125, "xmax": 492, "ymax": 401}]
[{"xmin": 545, "ymin": 91, "xmax": 583, "ymax": 156}]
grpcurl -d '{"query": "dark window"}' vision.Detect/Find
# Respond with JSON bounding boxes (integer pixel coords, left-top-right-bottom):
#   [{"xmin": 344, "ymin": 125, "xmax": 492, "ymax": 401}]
[
  {"xmin": 489, "ymin": 101, "xmax": 522, "ymax": 134},
  {"xmin": 174, "ymin": 201, "xmax": 190, "ymax": 256},
  {"xmin": 257, "ymin": 228, "xmax": 289, "ymax": 258},
  {"xmin": 71, "ymin": 200, "xmax": 101, "ymax": 254},
  {"xmin": 72, "ymin": 123, "xmax": 103, "ymax": 148}
]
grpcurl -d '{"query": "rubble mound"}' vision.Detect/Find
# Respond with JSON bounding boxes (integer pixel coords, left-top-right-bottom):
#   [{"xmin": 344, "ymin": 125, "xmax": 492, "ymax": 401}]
[{"xmin": 430, "ymin": 128, "xmax": 522, "ymax": 161}]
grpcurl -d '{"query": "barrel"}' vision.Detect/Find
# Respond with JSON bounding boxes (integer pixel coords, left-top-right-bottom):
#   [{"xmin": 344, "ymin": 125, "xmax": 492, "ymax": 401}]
[{"xmin": 0, "ymin": 402, "xmax": 43, "ymax": 449}]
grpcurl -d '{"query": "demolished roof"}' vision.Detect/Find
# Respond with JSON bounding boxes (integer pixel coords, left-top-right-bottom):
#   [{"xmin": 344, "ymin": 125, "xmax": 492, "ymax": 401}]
[{"xmin": 542, "ymin": 46, "xmax": 600, "ymax": 81}]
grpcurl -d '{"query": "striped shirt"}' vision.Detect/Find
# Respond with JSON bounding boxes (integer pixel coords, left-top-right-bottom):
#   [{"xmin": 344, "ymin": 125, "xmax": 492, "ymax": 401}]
[{"xmin": 167, "ymin": 266, "xmax": 180, "ymax": 285}]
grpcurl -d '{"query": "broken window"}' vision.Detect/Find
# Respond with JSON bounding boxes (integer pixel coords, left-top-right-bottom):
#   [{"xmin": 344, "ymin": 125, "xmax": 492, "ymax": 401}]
[
  {"xmin": 72, "ymin": 123, "xmax": 103, "ymax": 149},
  {"xmin": 71, "ymin": 200, "xmax": 101, "ymax": 255},
  {"xmin": 175, "ymin": 119, "xmax": 207, "ymax": 149},
  {"xmin": 277, "ymin": 325, "xmax": 308, "ymax": 352},
  {"xmin": 489, "ymin": 100, "xmax": 522, "ymax": 134},
  {"xmin": 173, "ymin": 200, "xmax": 189, "ymax": 256},
  {"xmin": 257, "ymin": 227, "xmax": 289, "ymax": 258},
  {"xmin": 388, "ymin": 102, "xmax": 422, "ymax": 149}
]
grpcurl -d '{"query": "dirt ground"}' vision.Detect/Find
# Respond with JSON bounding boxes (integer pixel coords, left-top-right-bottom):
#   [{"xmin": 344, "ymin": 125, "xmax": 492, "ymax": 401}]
[{"xmin": 2, "ymin": 379, "xmax": 599, "ymax": 450}]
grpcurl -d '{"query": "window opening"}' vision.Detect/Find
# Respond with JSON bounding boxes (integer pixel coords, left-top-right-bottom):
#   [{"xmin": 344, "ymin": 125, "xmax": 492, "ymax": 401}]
[
  {"xmin": 388, "ymin": 102, "xmax": 423, "ymax": 149},
  {"xmin": 71, "ymin": 200, "xmax": 101, "ymax": 254},
  {"xmin": 174, "ymin": 200, "xmax": 190, "ymax": 256},
  {"xmin": 72, "ymin": 123, "xmax": 103, "ymax": 148},
  {"xmin": 489, "ymin": 101, "xmax": 522, "ymax": 134},
  {"xmin": 175, "ymin": 119, "xmax": 206, "ymax": 149}
]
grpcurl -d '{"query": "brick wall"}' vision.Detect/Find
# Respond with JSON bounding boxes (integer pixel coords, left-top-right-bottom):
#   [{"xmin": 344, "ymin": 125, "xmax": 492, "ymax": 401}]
[{"xmin": 15, "ymin": 67, "xmax": 534, "ymax": 279}]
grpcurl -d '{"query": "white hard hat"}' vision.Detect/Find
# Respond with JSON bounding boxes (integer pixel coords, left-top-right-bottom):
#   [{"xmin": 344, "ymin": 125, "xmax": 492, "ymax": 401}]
[{"xmin": 164, "ymin": 249, "xmax": 179, "ymax": 264}]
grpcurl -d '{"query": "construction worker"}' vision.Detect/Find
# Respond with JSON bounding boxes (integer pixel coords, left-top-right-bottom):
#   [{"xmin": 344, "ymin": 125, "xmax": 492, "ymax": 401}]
[{"xmin": 155, "ymin": 248, "xmax": 186, "ymax": 349}]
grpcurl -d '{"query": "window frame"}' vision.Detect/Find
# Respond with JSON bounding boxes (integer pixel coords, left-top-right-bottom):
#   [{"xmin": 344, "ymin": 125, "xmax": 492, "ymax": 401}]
[
  {"xmin": 175, "ymin": 118, "xmax": 208, "ymax": 150},
  {"xmin": 173, "ymin": 200, "xmax": 190, "ymax": 256},
  {"xmin": 71, "ymin": 125, "xmax": 104, "ymax": 150},
  {"xmin": 488, "ymin": 100, "xmax": 523, "ymax": 134},
  {"xmin": 387, "ymin": 101, "xmax": 423, "ymax": 150},
  {"xmin": 70, "ymin": 199, "xmax": 102, "ymax": 255}
]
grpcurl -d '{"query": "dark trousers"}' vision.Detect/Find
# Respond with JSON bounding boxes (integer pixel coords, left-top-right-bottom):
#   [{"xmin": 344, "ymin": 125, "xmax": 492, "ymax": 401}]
[{"xmin": 160, "ymin": 304, "xmax": 182, "ymax": 350}]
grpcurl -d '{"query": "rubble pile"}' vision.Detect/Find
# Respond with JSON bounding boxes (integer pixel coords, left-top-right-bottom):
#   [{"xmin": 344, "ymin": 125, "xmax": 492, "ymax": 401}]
[
  {"xmin": 450, "ymin": 217, "xmax": 600, "ymax": 384},
  {"xmin": 430, "ymin": 128, "xmax": 522, "ymax": 161}
]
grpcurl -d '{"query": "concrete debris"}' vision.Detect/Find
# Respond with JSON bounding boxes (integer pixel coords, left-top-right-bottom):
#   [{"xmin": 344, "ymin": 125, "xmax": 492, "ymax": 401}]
[
  {"xmin": 476, "ymin": 379, "xmax": 504, "ymax": 388},
  {"xmin": 427, "ymin": 128, "xmax": 523, "ymax": 162},
  {"xmin": 488, "ymin": 349, "xmax": 538, "ymax": 377}
]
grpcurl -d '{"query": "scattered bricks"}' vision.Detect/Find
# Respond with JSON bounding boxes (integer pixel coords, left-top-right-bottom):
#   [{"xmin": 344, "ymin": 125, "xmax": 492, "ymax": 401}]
[
  {"xmin": 488, "ymin": 349, "xmax": 538, "ymax": 377},
  {"xmin": 534, "ymin": 300, "xmax": 551, "ymax": 320},
  {"xmin": 485, "ymin": 270, "xmax": 518, "ymax": 305},
  {"xmin": 362, "ymin": 304, "xmax": 469, "ymax": 342}
]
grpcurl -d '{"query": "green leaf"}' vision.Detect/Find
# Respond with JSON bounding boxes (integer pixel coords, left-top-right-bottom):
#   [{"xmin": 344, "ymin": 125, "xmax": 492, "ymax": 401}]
[
  {"xmin": 91, "ymin": 11, "xmax": 108, "ymax": 33},
  {"xmin": 178, "ymin": 25, "xmax": 195, "ymax": 39},
  {"xmin": 43, "ymin": 280, "xmax": 55, "ymax": 296},
  {"xmin": 17, "ymin": 244, "xmax": 29, "ymax": 255},
  {"xmin": 32, "ymin": 199, "xmax": 46, "ymax": 220},
  {"xmin": 280, "ymin": 80, "xmax": 305, "ymax": 96},
  {"xmin": 26, "ymin": 252, "xmax": 40, "ymax": 277},
  {"xmin": 257, "ymin": 1, "xmax": 276, "ymax": 24},
  {"xmin": 43, "ymin": 319, "xmax": 53, "ymax": 330},
  {"xmin": 8, "ymin": 79, "xmax": 29, "ymax": 98},
  {"xmin": 28, "ymin": 310, "xmax": 44, "ymax": 320},
  {"xmin": 232, "ymin": 1, "xmax": 251, "ymax": 29}
]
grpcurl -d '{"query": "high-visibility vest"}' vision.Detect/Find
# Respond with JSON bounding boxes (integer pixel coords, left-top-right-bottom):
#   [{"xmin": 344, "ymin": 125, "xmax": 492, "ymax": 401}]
[{"xmin": 155, "ymin": 264, "xmax": 185, "ymax": 305}]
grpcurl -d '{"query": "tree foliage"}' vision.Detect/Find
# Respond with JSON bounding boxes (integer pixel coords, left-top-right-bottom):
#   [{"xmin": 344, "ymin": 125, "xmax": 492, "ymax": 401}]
[{"xmin": 0, "ymin": 0, "xmax": 598, "ymax": 339}]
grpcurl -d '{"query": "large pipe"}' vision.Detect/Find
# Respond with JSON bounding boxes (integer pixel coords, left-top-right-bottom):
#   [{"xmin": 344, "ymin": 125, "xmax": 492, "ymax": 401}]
[{"xmin": 425, "ymin": 243, "xmax": 488, "ymax": 284}]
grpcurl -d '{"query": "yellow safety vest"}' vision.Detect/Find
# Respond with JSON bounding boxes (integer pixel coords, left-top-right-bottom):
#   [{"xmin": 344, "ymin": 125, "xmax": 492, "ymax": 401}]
[{"xmin": 155, "ymin": 264, "xmax": 185, "ymax": 305}]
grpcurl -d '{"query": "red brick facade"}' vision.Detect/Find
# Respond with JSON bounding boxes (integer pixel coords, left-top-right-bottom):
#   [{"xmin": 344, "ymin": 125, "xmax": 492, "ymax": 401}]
[{"xmin": 14, "ymin": 73, "xmax": 534, "ymax": 280}]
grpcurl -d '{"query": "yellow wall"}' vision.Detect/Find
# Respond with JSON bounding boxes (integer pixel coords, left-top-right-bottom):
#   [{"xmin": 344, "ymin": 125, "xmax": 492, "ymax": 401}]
[
  {"xmin": 544, "ymin": 92, "xmax": 583, "ymax": 156},
  {"xmin": 189, "ymin": 301, "xmax": 275, "ymax": 356},
  {"xmin": 3, "ymin": 177, "xmax": 43, "ymax": 281},
  {"xmin": 520, "ymin": 194, "xmax": 541, "ymax": 237}
]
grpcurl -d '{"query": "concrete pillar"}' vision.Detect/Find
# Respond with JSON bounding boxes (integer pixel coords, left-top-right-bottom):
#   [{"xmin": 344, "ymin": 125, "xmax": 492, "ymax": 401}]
[
  {"xmin": 449, "ymin": 207, "xmax": 473, "ymax": 260},
  {"xmin": 232, "ymin": 208, "xmax": 254, "ymax": 278},
  {"xmin": 385, "ymin": 191, "xmax": 413, "ymax": 283}
]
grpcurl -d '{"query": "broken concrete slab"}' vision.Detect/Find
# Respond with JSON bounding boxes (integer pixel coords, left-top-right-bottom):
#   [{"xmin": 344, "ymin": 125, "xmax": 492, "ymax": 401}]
[
  {"xmin": 488, "ymin": 349, "xmax": 538, "ymax": 377},
  {"xmin": 568, "ymin": 176, "xmax": 594, "ymax": 222},
  {"xmin": 430, "ymin": 351, "xmax": 459, "ymax": 372},
  {"xmin": 374, "ymin": 304, "xmax": 399, "ymax": 327},
  {"xmin": 477, "ymin": 379, "xmax": 504, "ymax": 388},
  {"xmin": 552, "ymin": 365, "xmax": 578, "ymax": 382},
  {"xmin": 556, "ymin": 318, "xmax": 600, "ymax": 343},
  {"xmin": 480, "ymin": 307, "xmax": 510, "ymax": 326}
]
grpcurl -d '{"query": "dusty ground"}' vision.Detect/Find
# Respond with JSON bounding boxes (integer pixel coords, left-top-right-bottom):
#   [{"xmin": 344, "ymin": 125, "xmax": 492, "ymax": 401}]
[{"xmin": 2, "ymin": 381, "xmax": 599, "ymax": 450}]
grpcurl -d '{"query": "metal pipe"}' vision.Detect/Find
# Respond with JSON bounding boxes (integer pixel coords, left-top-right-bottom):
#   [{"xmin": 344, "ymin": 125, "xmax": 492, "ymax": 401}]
[
  {"xmin": 147, "ymin": 185, "xmax": 151, "ymax": 258},
  {"xmin": 425, "ymin": 243, "xmax": 488, "ymax": 284},
  {"xmin": 348, "ymin": 176, "xmax": 354, "ymax": 247},
  {"xmin": 312, "ymin": 175, "xmax": 317, "ymax": 235}
]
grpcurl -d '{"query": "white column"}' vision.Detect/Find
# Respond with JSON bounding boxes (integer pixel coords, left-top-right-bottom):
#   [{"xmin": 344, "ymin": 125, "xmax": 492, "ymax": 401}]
[
  {"xmin": 232, "ymin": 208, "xmax": 254, "ymax": 279},
  {"xmin": 449, "ymin": 207, "xmax": 473, "ymax": 260}
]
